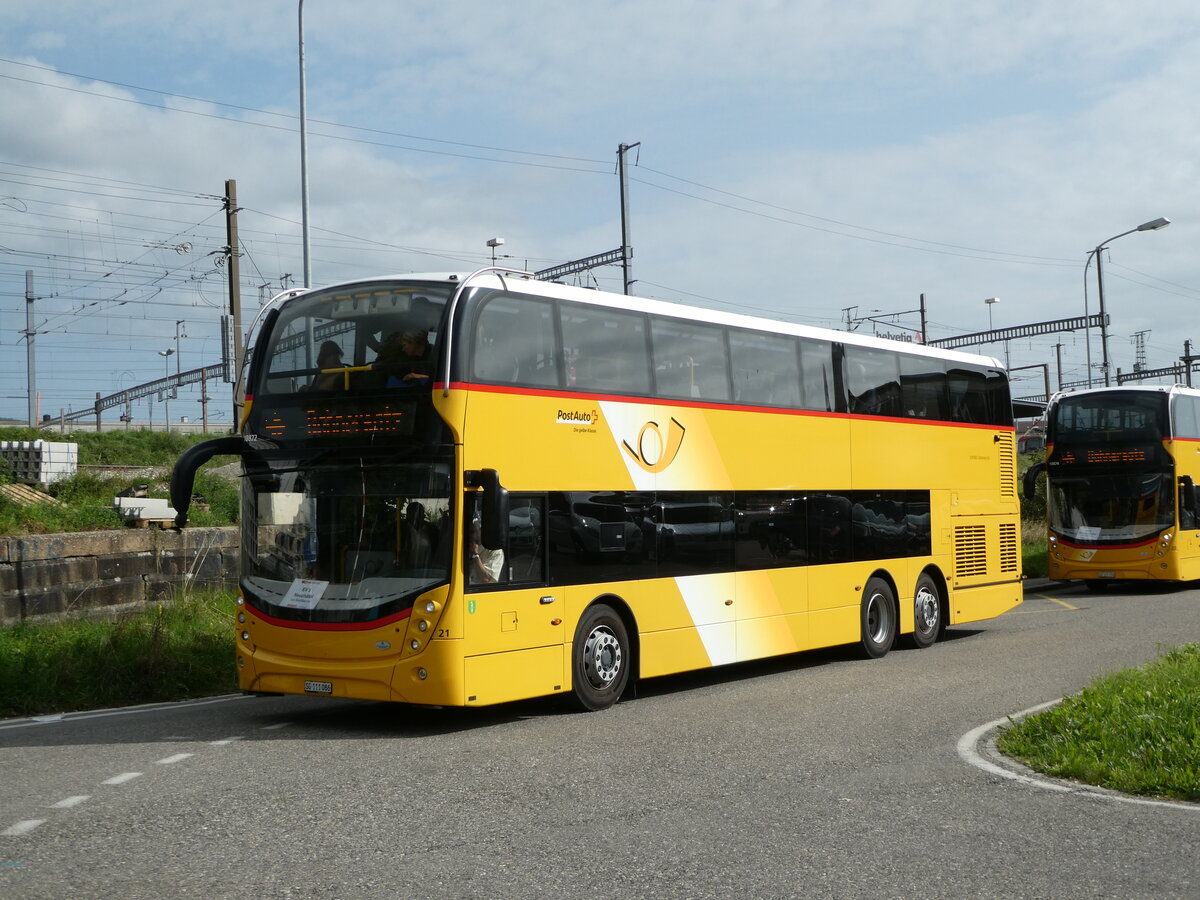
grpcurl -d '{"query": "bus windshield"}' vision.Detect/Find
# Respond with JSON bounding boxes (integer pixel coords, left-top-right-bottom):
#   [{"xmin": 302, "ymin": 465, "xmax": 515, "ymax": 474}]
[
  {"xmin": 1047, "ymin": 471, "xmax": 1174, "ymax": 544},
  {"xmin": 240, "ymin": 454, "xmax": 452, "ymax": 624}
]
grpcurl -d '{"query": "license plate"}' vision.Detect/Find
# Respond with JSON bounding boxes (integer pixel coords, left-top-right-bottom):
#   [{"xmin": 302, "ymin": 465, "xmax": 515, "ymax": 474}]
[
  {"xmin": 303, "ymin": 680, "xmax": 333, "ymax": 694},
  {"xmin": 1097, "ymin": 572, "xmax": 1115, "ymax": 579}
]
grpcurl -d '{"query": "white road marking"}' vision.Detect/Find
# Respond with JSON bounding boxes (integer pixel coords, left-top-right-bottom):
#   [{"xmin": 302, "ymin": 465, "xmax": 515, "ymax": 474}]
[
  {"xmin": 3, "ymin": 819, "xmax": 45, "ymax": 837},
  {"xmin": 260, "ymin": 722, "xmax": 291, "ymax": 730},
  {"xmin": 155, "ymin": 753, "xmax": 193, "ymax": 765},
  {"xmin": 50, "ymin": 796, "xmax": 90, "ymax": 809},
  {"xmin": 211, "ymin": 736, "xmax": 244, "ymax": 745},
  {"xmin": 102, "ymin": 772, "xmax": 143, "ymax": 786}
]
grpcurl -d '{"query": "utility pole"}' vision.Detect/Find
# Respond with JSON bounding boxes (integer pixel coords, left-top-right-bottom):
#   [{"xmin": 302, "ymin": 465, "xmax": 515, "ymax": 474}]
[
  {"xmin": 175, "ymin": 320, "xmax": 186, "ymax": 375},
  {"xmin": 618, "ymin": 142, "xmax": 640, "ymax": 295},
  {"xmin": 1183, "ymin": 340, "xmax": 1199, "ymax": 388},
  {"xmin": 24, "ymin": 270, "xmax": 36, "ymax": 426},
  {"xmin": 225, "ymin": 179, "xmax": 244, "ymax": 422},
  {"xmin": 200, "ymin": 371, "xmax": 210, "ymax": 433},
  {"xmin": 1131, "ymin": 330, "xmax": 1149, "ymax": 372},
  {"xmin": 918, "ymin": 294, "xmax": 928, "ymax": 343}
]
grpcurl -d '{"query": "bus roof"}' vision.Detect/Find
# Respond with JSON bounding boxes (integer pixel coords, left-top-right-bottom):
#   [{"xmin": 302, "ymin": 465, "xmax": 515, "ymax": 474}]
[
  {"xmin": 1048, "ymin": 384, "xmax": 1200, "ymax": 404},
  {"xmin": 270, "ymin": 271, "xmax": 1008, "ymax": 373}
]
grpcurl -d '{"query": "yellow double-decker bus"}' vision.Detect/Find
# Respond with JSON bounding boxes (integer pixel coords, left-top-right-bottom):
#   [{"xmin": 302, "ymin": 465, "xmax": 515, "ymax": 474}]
[
  {"xmin": 172, "ymin": 270, "xmax": 1023, "ymax": 710},
  {"xmin": 1024, "ymin": 384, "xmax": 1200, "ymax": 590}
]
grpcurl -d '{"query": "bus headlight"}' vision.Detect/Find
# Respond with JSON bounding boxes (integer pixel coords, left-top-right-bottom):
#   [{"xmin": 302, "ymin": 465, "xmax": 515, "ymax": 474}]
[{"xmin": 418, "ymin": 620, "xmax": 428, "ymax": 632}]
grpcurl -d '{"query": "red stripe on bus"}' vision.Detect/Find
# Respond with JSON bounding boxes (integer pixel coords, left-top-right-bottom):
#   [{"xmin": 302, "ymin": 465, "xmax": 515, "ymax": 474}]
[{"xmin": 1055, "ymin": 535, "xmax": 1161, "ymax": 550}]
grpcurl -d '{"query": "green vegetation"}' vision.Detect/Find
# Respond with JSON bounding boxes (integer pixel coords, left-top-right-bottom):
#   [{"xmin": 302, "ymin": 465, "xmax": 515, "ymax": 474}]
[
  {"xmin": 1022, "ymin": 526, "xmax": 1047, "ymax": 578},
  {"xmin": 0, "ymin": 589, "xmax": 238, "ymax": 718},
  {"xmin": 1018, "ymin": 451, "xmax": 1048, "ymax": 578},
  {"xmin": 997, "ymin": 643, "xmax": 1200, "ymax": 802},
  {"xmin": 0, "ymin": 427, "xmax": 238, "ymax": 536}
]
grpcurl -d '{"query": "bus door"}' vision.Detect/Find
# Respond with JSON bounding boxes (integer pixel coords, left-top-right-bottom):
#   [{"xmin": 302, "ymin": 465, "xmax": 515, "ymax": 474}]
[{"xmin": 461, "ymin": 494, "xmax": 565, "ymax": 705}]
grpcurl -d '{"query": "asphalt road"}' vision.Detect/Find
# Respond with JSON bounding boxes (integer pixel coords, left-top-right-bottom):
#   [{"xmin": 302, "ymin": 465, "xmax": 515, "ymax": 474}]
[{"xmin": 1, "ymin": 580, "xmax": 1197, "ymax": 899}]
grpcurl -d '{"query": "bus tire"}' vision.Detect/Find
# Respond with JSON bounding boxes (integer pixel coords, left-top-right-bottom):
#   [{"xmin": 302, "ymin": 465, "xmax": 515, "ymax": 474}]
[
  {"xmin": 909, "ymin": 573, "xmax": 943, "ymax": 649},
  {"xmin": 571, "ymin": 604, "xmax": 631, "ymax": 711},
  {"xmin": 860, "ymin": 577, "xmax": 897, "ymax": 659}
]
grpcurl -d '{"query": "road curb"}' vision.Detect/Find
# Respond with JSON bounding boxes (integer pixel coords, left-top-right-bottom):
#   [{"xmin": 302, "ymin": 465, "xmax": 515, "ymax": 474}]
[{"xmin": 957, "ymin": 702, "xmax": 1200, "ymax": 813}]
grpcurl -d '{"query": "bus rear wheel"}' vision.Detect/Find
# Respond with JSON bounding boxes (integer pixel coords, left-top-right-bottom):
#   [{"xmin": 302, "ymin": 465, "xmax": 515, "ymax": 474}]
[
  {"xmin": 860, "ymin": 577, "xmax": 897, "ymax": 659},
  {"xmin": 909, "ymin": 573, "xmax": 943, "ymax": 649},
  {"xmin": 571, "ymin": 604, "xmax": 631, "ymax": 711}
]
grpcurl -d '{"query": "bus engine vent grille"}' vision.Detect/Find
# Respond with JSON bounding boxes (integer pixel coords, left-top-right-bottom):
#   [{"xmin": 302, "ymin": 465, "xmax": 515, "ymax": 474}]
[
  {"xmin": 999, "ymin": 522, "xmax": 1019, "ymax": 573},
  {"xmin": 954, "ymin": 525, "xmax": 988, "ymax": 578},
  {"xmin": 996, "ymin": 433, "xmax": 1016, "ymax": 497}
]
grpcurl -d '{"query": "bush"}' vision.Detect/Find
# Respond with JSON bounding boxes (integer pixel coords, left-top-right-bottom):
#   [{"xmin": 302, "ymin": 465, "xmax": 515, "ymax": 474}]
[{"xmin": 0, "ymin": 590, "xmax": 238, "ymax": 718}]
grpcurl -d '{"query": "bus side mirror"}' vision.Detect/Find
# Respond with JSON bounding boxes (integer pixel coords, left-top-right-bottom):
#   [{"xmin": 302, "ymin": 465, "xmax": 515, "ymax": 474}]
[
  {"xmin": 479, "ymin": 468, "xmax": 509, "ymax": 550},
  {"xmin": 1022, "ymin": 462, "xmax": 1045, "ymax": 501},
  {"xmin": 169, "ymin": 435, "xmax": 247, "ymax": 527},
  {"xmin": 1179, "ymin": 475, "xmax": 1197, "ymax": 513}
]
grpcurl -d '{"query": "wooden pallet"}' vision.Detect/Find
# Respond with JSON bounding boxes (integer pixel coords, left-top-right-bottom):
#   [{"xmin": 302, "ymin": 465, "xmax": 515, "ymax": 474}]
[
  {"xmin": 130, "ymin": 517, "xmax": 177, "ymax": 529},
  {"xmin": 0, "ymin": 483, "xmax": 67, "ymax": 508}
]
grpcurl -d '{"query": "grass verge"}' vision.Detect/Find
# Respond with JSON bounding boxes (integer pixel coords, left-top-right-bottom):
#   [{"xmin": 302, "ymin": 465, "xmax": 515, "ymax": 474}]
[
  {"xmin": 997, "ymin": 643, "xmax": 1200, "ymax": 802},
  {"xmin": 1022, "ymin": 518, "xmax": 1047, "ymax": 579},
  {"xmin": 0, "ymin": 590, "xmax": 237, "ymax": 719}
]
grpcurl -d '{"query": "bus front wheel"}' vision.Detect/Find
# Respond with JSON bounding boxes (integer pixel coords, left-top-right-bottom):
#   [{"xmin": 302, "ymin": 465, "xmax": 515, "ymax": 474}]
[
  {"xmin": 571, "ymin": 604, "xmax": 631, "ymax": 711},
  {"xmin": 860, "ymin": 577, "xmax": 897, "ymax": 659},
  {"xmin": 909, "ymin": 573, "xmax": 944, "ymax": 649}
]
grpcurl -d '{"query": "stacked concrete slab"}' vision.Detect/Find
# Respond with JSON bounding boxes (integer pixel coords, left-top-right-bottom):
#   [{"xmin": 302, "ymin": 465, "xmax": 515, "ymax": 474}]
[{"xmin": 0, "ymin": 441, "xmax": 79, "ymax": 486}]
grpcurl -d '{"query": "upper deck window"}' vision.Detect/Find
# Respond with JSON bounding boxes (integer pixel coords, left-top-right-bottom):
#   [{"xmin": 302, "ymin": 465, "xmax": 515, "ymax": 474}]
[
  {"xmin": 257, "ymin": 282, "xmax": 450, "ymax": 395},
  {"xmin": 845, "ymin": 346, "xmax": 902, "ymax": 417},
  {"xmin": 471, "ymin": 293, "xmax": 560, "ymax": 388},
  {"xmin": 650, "ymin": 317, "xmax": 731, "ymax": 402},
  {"xmin": 1171, "ymin": 394, "xmax": 1200, "ymax": 440},
  {"xmin": 1050, "ymin": 391, "xmax": 1169, "ymax": 444},
  {"xmin": 560, "ymin": 304, "xmax": 651, "ymax": 395},
  {"xmin": 729, "ymin": 328, "xmax": 800, "ymax": 408}
]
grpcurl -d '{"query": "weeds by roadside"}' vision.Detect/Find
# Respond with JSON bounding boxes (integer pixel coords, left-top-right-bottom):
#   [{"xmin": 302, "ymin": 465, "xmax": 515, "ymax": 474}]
[{"xmin": 0, "ymin": 590, "xmax": 237, "ymax": 719}]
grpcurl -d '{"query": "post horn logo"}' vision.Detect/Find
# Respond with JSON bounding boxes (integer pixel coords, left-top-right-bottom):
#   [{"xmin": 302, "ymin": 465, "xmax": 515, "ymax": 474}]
[{"xmin": 622, "ymin": 417, "xmax": 686, "ymax": 473}]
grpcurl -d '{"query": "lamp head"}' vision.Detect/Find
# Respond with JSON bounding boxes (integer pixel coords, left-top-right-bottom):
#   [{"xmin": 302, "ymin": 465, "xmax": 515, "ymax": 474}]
[{"xmin": 1137, "ymin": 217, "xmax": 1170, "ymax": 232}]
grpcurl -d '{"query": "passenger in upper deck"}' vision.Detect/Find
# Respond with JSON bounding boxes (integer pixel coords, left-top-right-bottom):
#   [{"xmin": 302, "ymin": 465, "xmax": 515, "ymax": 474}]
[
  {"xmin": 305, "ymin": 341, "xmax": 345, "ymax": 391},
  {"xmin": 373, "ymin": 329, "xmax": 433, "ymax": 387}
]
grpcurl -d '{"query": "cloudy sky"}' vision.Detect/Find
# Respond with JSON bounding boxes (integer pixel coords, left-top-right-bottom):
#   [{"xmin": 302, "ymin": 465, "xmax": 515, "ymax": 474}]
[{"xmin": 2, "ymin": 2, "xmax": 1199, "ymax": 425}]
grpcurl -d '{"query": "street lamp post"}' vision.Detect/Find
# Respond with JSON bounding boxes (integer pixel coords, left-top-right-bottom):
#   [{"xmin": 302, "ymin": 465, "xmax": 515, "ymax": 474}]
[
  {"xmin": 1088, "ymin": 217, "xmax": 1170, "ymax": 386},
  {"xmin": 298, "ymin": 0, "xmax": 312, "ymax": 289},
  {"xmin": 159, "ymin": 349, "xmax": 175, "ymax": 432},
  {"xmin": 984, "ymin": 297, "xmax": 999, "ymax": 331}
]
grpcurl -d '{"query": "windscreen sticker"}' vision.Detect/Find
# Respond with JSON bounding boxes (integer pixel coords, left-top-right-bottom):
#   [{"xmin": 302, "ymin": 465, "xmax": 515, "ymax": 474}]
[{"xmin": 280, "ymin": 579, "xmax": 328, "ymax": 609}]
